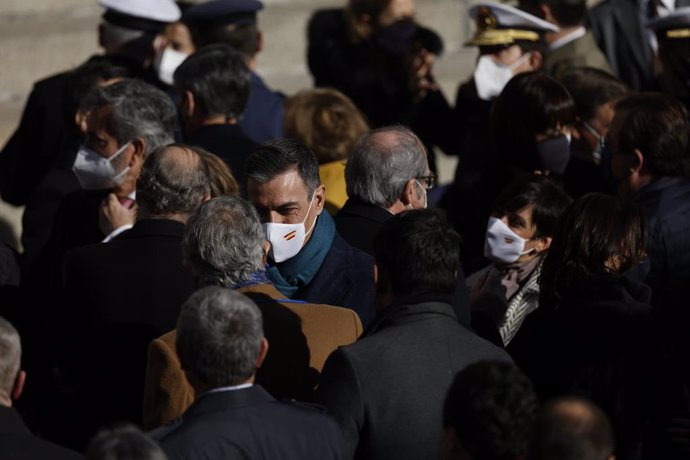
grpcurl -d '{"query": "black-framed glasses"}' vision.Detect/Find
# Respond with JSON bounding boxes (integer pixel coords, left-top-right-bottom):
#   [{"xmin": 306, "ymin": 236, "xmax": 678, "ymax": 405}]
[{"xmin": 417, "ymin": 174, "xmax": 437, "ymax": 190}]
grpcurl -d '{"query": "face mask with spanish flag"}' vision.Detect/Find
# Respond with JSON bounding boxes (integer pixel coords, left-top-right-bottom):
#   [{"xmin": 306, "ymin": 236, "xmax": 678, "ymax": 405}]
[{"xmin": 263, "ymin": 195, "xmax": 317, "ymax": 263}]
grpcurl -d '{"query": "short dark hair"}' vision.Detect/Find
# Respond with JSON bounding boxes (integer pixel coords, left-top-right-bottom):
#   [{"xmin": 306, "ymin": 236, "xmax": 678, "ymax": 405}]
[
  {"xmin": 542, "ymin": 0, "xmax": 587, "ymax": 27},
  {"xmin": 136, "ymin": 144, "xmax": 211, "ymax": 218},
  {"xmin": 188, "ymin": 22, "xmax": 259, "ymax": 56},
  {"xmin": 86, "ymin": 424, "xmax": 166, "ymax": 460},
  {"xmin": 245, "ymin": 138, "xmax": 321, "ymax": 197},
  {"xmin": 173, "ymin": 44, "xmax": 250, "ymax": 119},
  {"xmin": 176, "ymin": 287, "xmax": 263, "ymax": 388},
  {"xmin": 443, "ymin": 361, "xmax": 539, "ymax": 460},
  {"xmin": 528, "ymin": 397, "xmax": 614, "ymax": 460},
  {"xmin": 491, "ymin": 72, "xmax": 575, "ymax": 173},
  {"xmin": 374, "ymin": 209, "xmax": 460, "ymax": 296},
  {"xmin": 492, "ymin": 176, "xmax": 572, "ymax": 239},
  {"xmin": 613, "ymin": 93, "xmax": 690, "ymax": 177},
  {"xmin": 560, "ymin": 68, "xmax": 628, "ymax": 122},
  {"xmin": 539, "ymin": 193, "xmax": 648, "ymax": 307}
]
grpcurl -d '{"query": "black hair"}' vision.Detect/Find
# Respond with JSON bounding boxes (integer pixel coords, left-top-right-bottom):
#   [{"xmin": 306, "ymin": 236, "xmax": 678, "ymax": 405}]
[
  {"xmin": 560, "ymin": 67, "xmax": 628, "ymax": 122},
  {"xmin": 188, "ymin": 22, "xmax": 259, "ymax": 56},
  {"xmin": 613, "ymin": 92, "xmax": 690, "ymax": 177},
  {"xmin": 492, "ymin": 175, "xmax": 572, "ymax": 239},
  {"xmin": 491, "ymin": 72, "xmax": 575, "ymax": 173},
  {"xmin": 443, "ymin": 361, "xmax": 539, "ymax": 460},
  {"xmin": 173, "ymin": 44, "xmax": 250, "ymax": 119},
  {"xmin": 374, "ymin": 209, "xmax": 460, "ymax": 296},
  {"xmin": 528, "ymin": 397, "xmax": 615, "ymax": 460},
  {"xmin": 543, "ymin": 0, "xmax": 587, "ymax": 27},
  {"xmin": 539, "ymin": 193, "xmax": 647, "ymax": 308},
  {"xmin": 245, "ymin": 138, "xmax": 321, "ymax": 197}
]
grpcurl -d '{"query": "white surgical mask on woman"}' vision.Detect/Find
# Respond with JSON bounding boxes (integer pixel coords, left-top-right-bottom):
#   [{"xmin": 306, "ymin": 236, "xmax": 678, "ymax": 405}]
[
  {"xmin": 72, "ymin": 141, "xmax": 132, "ymax": 190},
  {"xmin": 484, "ymin": 216, "xmax": 534, "ymax": 264},
  {"xmin": 473, "ymin": 52, "xmax": 532, "ymax": 101},
  {"xmin": 263, "ymin": 195, "xmax": 317, "ymax": 263},
  {"xmin": 153, "ymin": 47, "xmax": 189, "ymax": 86}
]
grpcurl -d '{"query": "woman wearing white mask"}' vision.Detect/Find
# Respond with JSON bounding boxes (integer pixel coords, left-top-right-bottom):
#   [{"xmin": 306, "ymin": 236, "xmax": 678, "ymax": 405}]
[{"xmin": 466, "ymin": 175, "xmax": 572, "ymax": 347}]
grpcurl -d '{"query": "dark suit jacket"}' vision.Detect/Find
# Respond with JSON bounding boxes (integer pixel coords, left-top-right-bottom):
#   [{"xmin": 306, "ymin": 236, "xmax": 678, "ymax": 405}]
[
  {"xmin": 186, "ymin": 124, "xmax": 257, "ymax": 187},
  {"xmin": 315, "ymin": 293, "xmax": 512, "ymax": 460},
  {"xmin": 153, "ymin": 385, "xmax": 344, "ymax": 460},
  {"xmin": 239, "ymin": 73, "xmax": 284, "ymax": 143},
  {"xmin": 58, "ymin": 219, "xmax": 197, "ymax": 437},
  {"xmin": 588, "ymin": 0, "xmax": 690, "ymax": 90},
  {"xmin": 143, "ymin": 283, "xmax": 363, "ymax": 429},
  {"xmin": 0, "ymin": 406, "xmax": 82, "ymax": 460},
  {"xmin": 293, "ymin": 232, "xmax": 376, "ymax": 325},
  {"xmin": 334, "ymin": 198, "xmax": 391, "ymax": 256}
]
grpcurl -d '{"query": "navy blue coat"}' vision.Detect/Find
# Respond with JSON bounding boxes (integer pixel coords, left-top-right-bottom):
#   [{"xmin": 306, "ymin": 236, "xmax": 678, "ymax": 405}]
[
  {"xmin": 295, "ymin": 232, "xmax": 375, "ymax": 326},
  {"xmin": 239, "ymin": 72, "xmax": 284, "ymax": 143},
  {"xmin": 153, "ymin": 385, "xmax": 344, "ymax": 460}
]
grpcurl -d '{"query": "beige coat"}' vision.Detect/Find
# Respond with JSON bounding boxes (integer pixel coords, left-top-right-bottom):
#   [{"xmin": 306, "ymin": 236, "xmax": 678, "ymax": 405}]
[{"xmin": 142, "ymin": 283, "xmax": 363, "ymax": 429}]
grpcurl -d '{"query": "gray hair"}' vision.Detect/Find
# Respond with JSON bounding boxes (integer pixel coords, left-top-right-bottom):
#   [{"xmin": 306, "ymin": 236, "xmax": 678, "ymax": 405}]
[
  {"xmin": 86, "ymin": 424, "xmax": 167, "ymax": 460},
  {"xmin": 0, "ymin": 317, "xmax": 20, "ymax": 398},
  {"xmin": 346, "ymin": 126, "xmax": 427, "ymax": 207},
  {"xmin": 176, "ymin": 287, "xmax": 263, "ymax": 387},
  {"xmin": 136, "ymin": 144, "xmax": 211, "ymax": 218},
  {"xmin": 183, "ymin": 195, "xmax": 264, "ymax": 286},
  {"xmin": 82, "ymin": 78, "xmax": 176, "ymax": 155}
]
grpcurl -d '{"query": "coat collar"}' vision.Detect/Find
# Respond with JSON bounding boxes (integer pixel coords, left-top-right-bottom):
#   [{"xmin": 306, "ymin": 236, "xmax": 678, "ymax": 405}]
[
  {"xmin": 337, "ymin": 198, "xmax": 393, "ymax": 225},
  {"xmin": 185, "ymin": 385, "xmax": 274, "ymax": 418},
  {"xmin": 116, "ymin": 218, "xmax": 185, "ymax": 240},
  {"xmin": 0, "ymin": 406, "xmax": 31, "ymax": 436},
  {"xmin": 364, "ymin": 292, "xmax": 457, "ymax": 336}
]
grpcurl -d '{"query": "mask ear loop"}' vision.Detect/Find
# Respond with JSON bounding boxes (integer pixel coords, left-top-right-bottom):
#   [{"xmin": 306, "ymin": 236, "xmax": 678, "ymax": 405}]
[{"xmin": 302, "ymin": 193, "xmax": 318, "ymax": 238}]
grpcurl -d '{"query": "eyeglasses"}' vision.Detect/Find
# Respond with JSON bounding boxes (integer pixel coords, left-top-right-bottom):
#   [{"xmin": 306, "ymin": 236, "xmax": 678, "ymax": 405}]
[{"xmin": 417, "ymin": 174, "xmax": 437, "ymax": 190}]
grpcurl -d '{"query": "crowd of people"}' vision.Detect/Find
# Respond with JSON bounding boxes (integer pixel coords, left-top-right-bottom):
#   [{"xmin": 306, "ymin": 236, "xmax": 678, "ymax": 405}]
[{"xmin": 1, "ymin": 0, "xmax": 690, "ymax": 458}]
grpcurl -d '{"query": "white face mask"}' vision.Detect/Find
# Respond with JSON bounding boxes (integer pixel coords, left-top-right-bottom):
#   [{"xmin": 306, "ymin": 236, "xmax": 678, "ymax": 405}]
[
  {"xmin": 153, "ymin": 47, "xmax": 189, "ymax": 86},
  {"xmin": 414, "ymin": 180, "xmax": 428, "ymax": 209},
  {"xmin": 263, "ymin": 195, "xmax": 317, "ymax": 263},
  {"xmin": 473, "ymin": 52, "xmax": 532, "ymax": 101},
  {"xmin": 484, "ymin": 217, "xmax": 534, "ymax": 264},
  {"xmin": 72, "ymin": 141, "xmax": 131, "ymax": 190}
]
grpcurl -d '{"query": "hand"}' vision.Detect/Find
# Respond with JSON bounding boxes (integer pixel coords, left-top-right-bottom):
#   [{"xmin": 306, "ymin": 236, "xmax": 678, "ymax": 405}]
[
  {"xmin": 408, "ymin": 48, "xmax": 438, "ymax": 101},
  {"xmin": 99, "ymin": 193, "xmax": 137, "ymax": 235}
]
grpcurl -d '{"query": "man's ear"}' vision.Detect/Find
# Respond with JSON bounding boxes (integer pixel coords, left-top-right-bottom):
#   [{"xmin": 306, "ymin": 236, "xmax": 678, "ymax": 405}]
[
  {"xmin": 528, "ymin": 51, "xmax": 543, "ymax": 71},
  {"xmin": 535, "ymin": 235, "xmax": 553, "ymax": 253},
  {"xmin": 401, "ymin": 179, "xmax": 418, "ymax": 208},
  {"xmin": 183, "ymin": 90, "xmax": 196, "ymax": 119},
  {"xmin": 129, "ymin": 138, "xmax": 147, "ymax": 165},
  {"xmin": 632, "ymin": 148, "xmax": 645, "ymax": 173},
  {"xmin": 373, "ymin": 262, "xmax": 380, "ymax": 286},
  {"xmin": 313, "ymin": 184, "xmax": 326, "ymax": 215},
  {"xmin": 255, "ymin": 30, "xmax": 264, "ymax": 55},
  {"xmin": 11, "ymin": 370, "xmax": 25, "ymax": 402},
  {"xmin": 540, "ymin": 4, "xmax": 555, "ymax": 23},
  {"xmin": 261, "ymin": 240, "xmax": 271, "ymax": 266},
  {"xmin": 256, "ymin": 338, "xmax": 269, "ymax": 369}
]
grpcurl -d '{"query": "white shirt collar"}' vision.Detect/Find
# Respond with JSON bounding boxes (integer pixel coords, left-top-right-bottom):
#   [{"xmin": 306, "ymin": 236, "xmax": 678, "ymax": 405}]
[
  {"xmin": 549, "ymin": 26, "xmax": 587, "ymax": 51},
  {"xmin": 200, "ymin": 382, "xmax": 253, "ymax": 398}
]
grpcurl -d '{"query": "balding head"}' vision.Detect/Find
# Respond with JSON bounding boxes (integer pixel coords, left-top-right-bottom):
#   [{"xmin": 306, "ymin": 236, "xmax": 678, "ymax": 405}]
[
  {"xmin": 529, "ymin": 397, "xmax": 615, "ymax": 460},
  {"xmin": 0, "ymin": 317, "xmax": 22, "ymax": 406},
  {"xmin": 136, "ymin": 143, "xmax": 211, "ymax": 221},
  {"xmin": 346, "ymin": 126, "xmax": 429, "ymax": 211}
]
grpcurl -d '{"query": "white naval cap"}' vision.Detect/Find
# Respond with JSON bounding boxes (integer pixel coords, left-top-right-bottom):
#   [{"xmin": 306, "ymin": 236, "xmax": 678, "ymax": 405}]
[
  {"xmin": 646, "ymin": 6, "xmax": 690, "ymax": 40},
  {"xmin": 466, "ymin": 1, "xmax": 559, "ymax": 46},
  {"xmin": 99, "ymin": 0, "xmax": 182, "ymax": 25}
]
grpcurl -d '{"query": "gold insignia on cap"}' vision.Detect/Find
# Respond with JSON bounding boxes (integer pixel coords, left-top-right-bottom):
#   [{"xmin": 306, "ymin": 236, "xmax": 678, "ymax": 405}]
[
  {"xmin": 465, "ymin": 6, "xmax": 541, "ymax": 46},
  {"xmin": 666, "ymin": 28, "xmax": 690, "ymax": 39},
  {"xmin": 477, "ymin": 6, "xmax": 498, "ymax": 31}
]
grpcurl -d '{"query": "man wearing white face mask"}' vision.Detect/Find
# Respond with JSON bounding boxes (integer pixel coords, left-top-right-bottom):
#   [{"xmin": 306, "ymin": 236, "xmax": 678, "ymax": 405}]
[
  {"xmin": 51, "ymin": 79, "xmax": 177, "ymax": 272},
  {"xmin": 467, "ymin": 176, "xmax": 571, "ymax": 348},
  {"xmin": 246, "ymin": 139, "xmax": 376, "ymax": 325}
]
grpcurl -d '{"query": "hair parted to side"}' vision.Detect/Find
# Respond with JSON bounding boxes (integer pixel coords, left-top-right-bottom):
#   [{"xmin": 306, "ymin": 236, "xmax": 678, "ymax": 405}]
[
  {"xmin": 176, "ymin": 287, "xmax": 263, "ymax": 387},
  {"xmin": 136, "ymin": 143, "xmax": 211, "ymax": 218},
  {"xmin": 346, "ymin": 126, "xmax": 427, "ymax": 207},
  {"xmin": 374, "ymin": 209, "xmax": 460, "ymax": 296},
  {"xmin": 245, "ymin": 138, "xmax": 321, "ymax": 198},
  {"xmin": 539, "ymin": 193, "xmax": 648, "ymax": 308},
  {"xmin": 492, "ymin": 175, "xmax": 572, "ymax": 239},
  {"xmin": 174, "ymin": 44, "xmax": 251, "ymax": 119},
  {"xmin": 560, "ymin": 67, "xmax": 628, "ymax": 122},
  {"xmin": 444, "ymin": 361, "xmax": 539, "ymax": 460},
  {"xmin": 0, "ymin": 316, "xmax": 21, "ymax": 399},
  {"xmin": 491, "ymin": 72, "xmax": 575, "ymax": 173},
  {"xmin": 614, "ymin": 92, "xmax": 690, "ymax": 177},
  {"xmin": 80, "ymin": 78, "xmax": 176, "ymax": 155},
  {"xmin": 284, "ymin": 88, "xmax": 369, "ymax": 164},
  {"xmin": 86, "ymin": 424, "xmax": 167, "ymax": 460},
  {"xmin": 183, "ymin": 195, "xmax": 265, "ymax": 287},
  {"xmin": 528, "ymin": 397, "xmax": 614, "ymax": 460}
]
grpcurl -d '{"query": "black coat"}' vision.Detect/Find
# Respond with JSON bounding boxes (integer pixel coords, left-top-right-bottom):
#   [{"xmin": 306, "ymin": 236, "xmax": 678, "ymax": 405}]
[
  {"xmin": 0, "ymin": 406, "xmax": 82, "ymax": 460},
  {"xmin": 294, "ymin": 232, "xmax": 376, "ymax": 325},
  {"xmin": 315, "ymin": 293, "xmax": 512, "ymax": 460},
  {"xmin": 153, "ymin": 385, "xmax": 344, "ymax": 460},
  {"xmin": 511, "ymin": 275, "xmax": 688, "ymax": 460},
  {"xmin": 57, "ymin": 219, "xmax": 197, "ymax": 441},
  {"xmin": 185, "ymin": 123, "xmax": 257, "ymax": 188}
]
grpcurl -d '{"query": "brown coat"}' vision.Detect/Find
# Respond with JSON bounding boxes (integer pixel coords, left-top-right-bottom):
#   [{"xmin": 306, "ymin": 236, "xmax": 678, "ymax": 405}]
[{"xmin": 142, "ymin": 283, "xmax": 363, "ymax": 429}]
